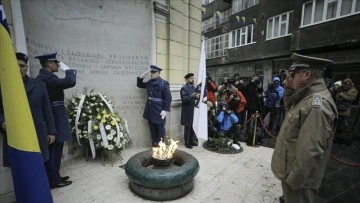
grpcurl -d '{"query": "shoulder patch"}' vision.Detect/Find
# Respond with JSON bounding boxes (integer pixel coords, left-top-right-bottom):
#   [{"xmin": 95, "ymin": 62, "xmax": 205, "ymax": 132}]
[{"xmin": 312, "ymin": 94, "xmax": 322, "ymax": 107}]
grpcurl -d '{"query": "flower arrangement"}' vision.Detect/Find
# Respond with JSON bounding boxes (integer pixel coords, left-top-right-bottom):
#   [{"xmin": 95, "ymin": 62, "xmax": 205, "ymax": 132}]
[{"xmin": 66, "ymin": 88, "xmax": 130, "ymax": 162}]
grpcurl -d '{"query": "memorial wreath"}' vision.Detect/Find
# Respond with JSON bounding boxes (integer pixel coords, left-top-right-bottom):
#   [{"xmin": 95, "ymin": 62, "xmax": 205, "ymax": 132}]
[{"xmin": 66, "ymin": 88, "xmax": 130, "ymax": 163}]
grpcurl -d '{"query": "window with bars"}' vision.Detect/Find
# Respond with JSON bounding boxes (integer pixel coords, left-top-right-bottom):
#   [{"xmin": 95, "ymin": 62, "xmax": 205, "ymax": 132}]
[
  {"xmin": 205, "ymin": 34, "xmax": 229, "ymax": 59},
  {"xmin": 229, "ymin": 24, "xmax": 256, "ymax": 47},
  {"xmin": 266, "ymin": 11, "xmax": 293, "ymax": 40},
  {"xmin": 302, "ymin": 0, "xmax": 360, "ymax": 27}
]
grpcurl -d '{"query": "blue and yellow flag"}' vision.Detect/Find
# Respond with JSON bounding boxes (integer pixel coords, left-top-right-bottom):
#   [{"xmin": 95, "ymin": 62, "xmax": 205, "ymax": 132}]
[{"xmin": 0, "ymin": 1, "xmax": 53, "ymax": 202}]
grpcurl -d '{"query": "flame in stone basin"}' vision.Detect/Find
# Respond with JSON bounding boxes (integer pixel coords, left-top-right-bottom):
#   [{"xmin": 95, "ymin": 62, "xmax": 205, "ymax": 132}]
[{"xmin": 152, "ymin": 139, "xmax": 179, "ymax": 160}]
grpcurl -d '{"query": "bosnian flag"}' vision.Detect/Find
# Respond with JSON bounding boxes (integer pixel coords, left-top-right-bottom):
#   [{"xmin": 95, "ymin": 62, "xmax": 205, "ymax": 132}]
[{"xmin": 0, "ymin": 1, "xmax": 53, "ymax": 202}]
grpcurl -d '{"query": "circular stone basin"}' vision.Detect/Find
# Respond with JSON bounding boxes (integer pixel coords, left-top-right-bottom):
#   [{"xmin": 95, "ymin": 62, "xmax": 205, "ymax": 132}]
[{"xmin": 125, "ymin": 150, "xmax": 200, "ymax": 201}]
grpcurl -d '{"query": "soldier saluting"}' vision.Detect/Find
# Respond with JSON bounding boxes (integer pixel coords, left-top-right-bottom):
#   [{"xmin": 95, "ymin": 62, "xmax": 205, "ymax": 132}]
[
  {"xmin": 137, "ymin": 65, "xmax": 172, "ymax": 147},
  {"xmin": 35, "ymin": 52, "xmax": 76, "ymax": 189}
]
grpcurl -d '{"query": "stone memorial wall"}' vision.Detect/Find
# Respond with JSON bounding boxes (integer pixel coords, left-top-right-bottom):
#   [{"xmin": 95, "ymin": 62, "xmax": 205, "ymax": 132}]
[{"xmin": 22, "ymin": 0, "xmax": 155, "ymax": 146}]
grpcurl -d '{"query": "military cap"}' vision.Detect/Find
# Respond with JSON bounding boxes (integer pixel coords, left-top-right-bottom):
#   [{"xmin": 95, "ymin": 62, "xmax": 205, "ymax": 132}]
[
  {"xmin": 184, "ymin": 73, "xmax": 194, "ymax": 79},
  {"xmin": 16, "ymin": 52, "xmax": 28, "ymax": 63},
  {"xmin": 150, "ymin": 65, "xmax": 162, "ymax": 72},
  {"xmin": 35, "ymin": 52, "xmax": 60, "ymax": 63},
  {"xmin": 289, "ymin": 53, "xmax": 333, "ymax": 72}
]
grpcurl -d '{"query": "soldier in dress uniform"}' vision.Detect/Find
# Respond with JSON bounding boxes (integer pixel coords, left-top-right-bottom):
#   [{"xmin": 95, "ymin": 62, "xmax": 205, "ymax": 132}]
[
  {"xmin": 35, "ymin": 52, "xmax": 76, "ymax": 189},
  {"xmin": 137, "ymin": 65, "xmax": 172, "ymax": 147},
  {"xmin": 271, "ymin": 53, "xmax": 338, "ymax": 203},
  {"xmin": 180, "ymin": 73, "xmax": 199, "ymax": 149},
  {"xmin": 0, "ymin": 52, "xmax": 56, "ymax": 166}
]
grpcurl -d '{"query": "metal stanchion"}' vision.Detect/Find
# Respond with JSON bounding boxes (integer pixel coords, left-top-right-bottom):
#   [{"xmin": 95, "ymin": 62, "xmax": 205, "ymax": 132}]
[{"xmin": 252, "ymin": 111, "xmax": 259, "ymax": 147}]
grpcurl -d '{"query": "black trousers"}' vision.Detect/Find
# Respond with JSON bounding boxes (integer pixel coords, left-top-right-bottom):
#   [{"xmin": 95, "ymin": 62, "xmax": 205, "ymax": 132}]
[{"xmin": 184, "ymin": 126, "xmax": 197, "ymax": 146}]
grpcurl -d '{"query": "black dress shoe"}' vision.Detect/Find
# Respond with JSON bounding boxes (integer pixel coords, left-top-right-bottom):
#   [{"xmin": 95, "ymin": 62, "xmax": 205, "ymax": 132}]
[
  {"xmin": 191, "ymin": 141, "xmax": 199, "ymax": 146},
  {"xmin": 61, "ymin": 176, "xmax": 70, "ymax": 181},
  {"xmin": 50, "ymin": 180, "xmax": 72, "ymax": 189},
  {"xmin": 185, "ymin": 144, "xmax": 193, "ymax": 149},
  {"xmin": 279, "ymin": 195, "xmax": 285, "ymax": 203}
]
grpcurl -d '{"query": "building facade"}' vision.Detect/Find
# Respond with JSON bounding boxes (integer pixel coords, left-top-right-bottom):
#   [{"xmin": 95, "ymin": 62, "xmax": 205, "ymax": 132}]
[{"xmin": 202, "ymin": 0, "xmax": 360, "ymax": 104}]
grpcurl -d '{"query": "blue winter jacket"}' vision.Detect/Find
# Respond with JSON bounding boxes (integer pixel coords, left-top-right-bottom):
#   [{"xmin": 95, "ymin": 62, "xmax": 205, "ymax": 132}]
[{"xmin": 216, "ymin": 111, "xmax": 238, "ymax": 131}]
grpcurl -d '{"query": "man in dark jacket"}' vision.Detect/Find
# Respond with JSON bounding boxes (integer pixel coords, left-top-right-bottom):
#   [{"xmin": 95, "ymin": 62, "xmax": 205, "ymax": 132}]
[
  {"xmin": 180, "ymin": 73, "xmax": 199, "ymax": 148},
  {"xmin": 137, "ymin": 65, "xmax": 172, "ymax": 147},
  {"xmin": 35, "ymin": 52, "xmax": 76, "ymax": 188},
  {"xmin": 1, "ymin": 52, "xmax": 56, "ymax": 166}
]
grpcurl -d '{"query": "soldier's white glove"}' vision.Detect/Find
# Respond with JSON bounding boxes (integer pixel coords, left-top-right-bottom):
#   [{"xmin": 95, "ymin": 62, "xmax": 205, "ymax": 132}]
[
  {"xmin": 160, "ymin": 111, "xmax": 167, "ymax": 119},
  {"xmin": 139, "ymin": 70, "xmax": 150, "ymax": 78},
  {"xmin": 59, "ymin": 62, "xmax": 71, "ymax": 71}
]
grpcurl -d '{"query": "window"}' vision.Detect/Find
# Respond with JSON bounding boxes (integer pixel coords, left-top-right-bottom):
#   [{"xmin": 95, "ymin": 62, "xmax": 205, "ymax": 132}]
[
  {"xmin": 232, "ymin": 0, "xmax": 259, "ymax": 13},
  {"xmin": 201, "ymin": 17, "xmax": 214, "ymax": 33},
  {"xmin": 266, "ymin": 11, "xmax": 293, "ymax": 40},
  {"xmin": 302, "ymin": 0, "xmax": 360, "ymax": 27},
  {"xmin": 202, "ymin": 0, "xmax": 214, "ymax": 5},
  {"xmin": 229, "ymin": 24, "xmax": 256, "ymax": 47},
  {"xmin": 205, "ymin": 34, "xmax": 229, "ymax": 59},
  {"xmin": 217, "ymin": 9, "xmax": 231, "ymax": 24}
]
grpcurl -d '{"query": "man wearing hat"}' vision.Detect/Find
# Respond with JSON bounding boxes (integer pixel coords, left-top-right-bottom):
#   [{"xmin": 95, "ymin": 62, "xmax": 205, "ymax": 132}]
[
  {"xmin": 271, "ymin": 53, "xmax": 338, "ymax": 203},
  {"xmin": 35, "ymin": 52, "xmax": 76, "ymax": 188},
  {"xmin": 180, "ymin": 73, "xmax": 199, "ymax": 148},
  {"xmin": 137, "ymin": 65, "xmax": 172, "ymax": 147},
  {"xmin": 0, "ymin": 52, "xmax": 57, "ymax": 167}
]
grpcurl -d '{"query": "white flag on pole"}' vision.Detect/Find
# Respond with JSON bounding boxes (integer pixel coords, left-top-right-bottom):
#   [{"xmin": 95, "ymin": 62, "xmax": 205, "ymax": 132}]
[{"xmin": 193, "ymin": 40, "xmax": 208, "ymax": 140}]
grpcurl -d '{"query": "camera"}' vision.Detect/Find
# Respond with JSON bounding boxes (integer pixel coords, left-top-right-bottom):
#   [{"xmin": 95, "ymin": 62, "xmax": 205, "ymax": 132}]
[
  {"xmin": 223, "ymin": 77, "xmax": 235, "ymax": 89},
  {"xmin": 268, "ymin": 83, "xmax": 275, "ymax": 92}
]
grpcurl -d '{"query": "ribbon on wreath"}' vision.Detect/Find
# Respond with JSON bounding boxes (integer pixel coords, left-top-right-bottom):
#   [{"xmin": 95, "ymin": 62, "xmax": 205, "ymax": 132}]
[
  {"xmin": 87, "ymin": 120, "xmax": 96, "ymax": 159},
  {"xmin": 98, "ymin": 93, "xmax": 114, "ymax": 113},
  {"xmin": 99, "ymin": 115, "xmax": 109, "ymax": 149},
  {"xmin": 75, "ymin": 94, "xmax": 86, "ymax": 146}
]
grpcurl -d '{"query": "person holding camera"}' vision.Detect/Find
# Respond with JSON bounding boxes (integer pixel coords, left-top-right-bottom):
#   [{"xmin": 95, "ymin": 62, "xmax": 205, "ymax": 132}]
[
  {"xmin": 333, "ymin": 78, "xmax": 358, "ymax": 144},
  {"xmin": 262, "ymin": 77, "xmax": 284, "ymax": 133},
  {"xmin": 233, "ymin": 73, "xmax": 244, "ymax": 92},
  {"xmin": 243, "ymin": 73, "xmax": 264, "ymax": 143},
  {"xmin": 206, "ymin": 72, "xmax": 218, "ymax": 105},
  {"xmin": 207, "ymin": 101, "xmax": 218, "ymax": 139},
  {"xmin": 216, "ymin": 101, "xmax": 241, "ymax": 147}
]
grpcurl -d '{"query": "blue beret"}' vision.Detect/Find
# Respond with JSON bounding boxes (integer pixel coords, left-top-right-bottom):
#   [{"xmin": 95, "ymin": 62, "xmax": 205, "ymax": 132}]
[
  {"xmin": 35, "ymin": 52, "xmax": 59, "ymax": 63},
  {"xmin": 289, "ymin": 53, "xmax": 333, "ymax": 72},
  {"xmin": 150, "ymin": 65, "xmax": 162, "ymax": 72}
]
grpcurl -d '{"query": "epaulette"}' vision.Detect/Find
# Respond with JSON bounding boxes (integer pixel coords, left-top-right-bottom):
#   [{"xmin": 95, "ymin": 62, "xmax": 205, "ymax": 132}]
[{"xmin": 312, "ymin": 94, "xmax": 322, "ymax": 107}]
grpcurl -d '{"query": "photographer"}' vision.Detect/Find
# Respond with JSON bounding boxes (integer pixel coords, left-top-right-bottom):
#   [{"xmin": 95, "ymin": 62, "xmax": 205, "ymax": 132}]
[
  {"xmin": 243, "ymin": 73, "xmax": 264, "ymax": 139},
  {"xmin": 262, "ymin": 77, "xmax": 284, "ymax": 133},
  {"xmin": 207, "ymin": 101, "xmax": 218, "ymax": 139},
  {"xmin": 216, "ymin": 101, "xmax": 241, "ymax": 147},
  {"xmin": 206, "ymin": 73, "xmax": 218, "ymax": 105},
  {"xmin": 234, "ymin": 73, "xmax": 244, "ymax": 92}
]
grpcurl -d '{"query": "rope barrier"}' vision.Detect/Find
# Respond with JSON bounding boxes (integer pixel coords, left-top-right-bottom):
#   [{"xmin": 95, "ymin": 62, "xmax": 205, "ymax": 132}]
[{"xmin": 243, "ymin": 111, "xmax": 360, "ymax": 167}]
